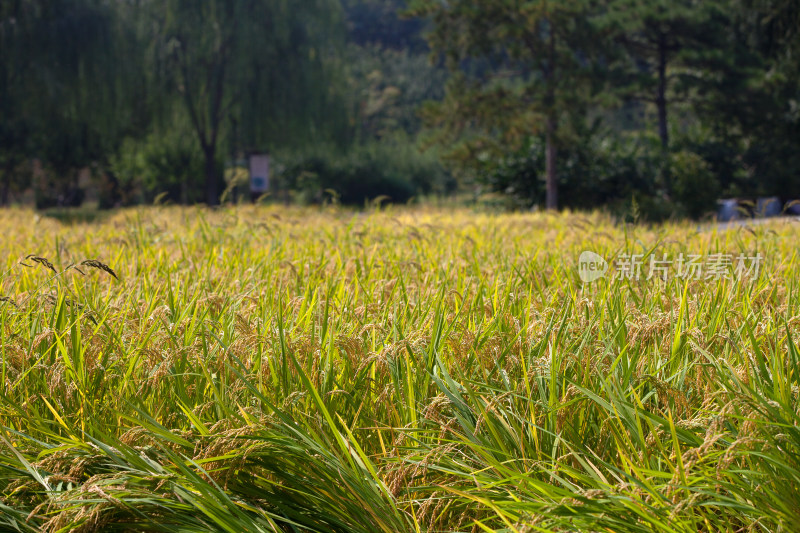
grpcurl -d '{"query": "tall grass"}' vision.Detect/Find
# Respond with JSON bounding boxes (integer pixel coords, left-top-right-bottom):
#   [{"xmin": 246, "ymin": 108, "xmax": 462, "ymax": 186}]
[{"xmin": 0, "ymin": 205, "xmax": 798, "ymax": 532}]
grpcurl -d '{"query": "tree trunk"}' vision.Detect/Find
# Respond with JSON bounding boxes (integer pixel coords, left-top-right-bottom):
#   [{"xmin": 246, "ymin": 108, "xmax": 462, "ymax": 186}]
[
  {"xmin": 545, "ymin": 115, "xmax": 558, "ymax": 211},
  {"xmin": 657, "ymin": 32, "xmax": 669, "ymax": 152},
  {"xmin": 544, "ymin": 16, "xmax": 558, "ymax": 211},
  {"xmin": 204, "ymin": 147, "xmax": 218, "ymax": 206},
  {"xmin": 656, "ymin": 31, "xmax": 671, "ymax": 196}
]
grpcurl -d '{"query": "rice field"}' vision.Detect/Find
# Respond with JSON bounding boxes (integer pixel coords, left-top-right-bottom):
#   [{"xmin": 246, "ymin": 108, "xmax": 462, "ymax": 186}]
[{"xmin": 1, "ymin": 205, "xmax": 799, "ymax": 532}]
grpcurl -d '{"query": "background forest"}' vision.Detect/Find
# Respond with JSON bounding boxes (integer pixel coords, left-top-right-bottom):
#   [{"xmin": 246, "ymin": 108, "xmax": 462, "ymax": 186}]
[{"xmin": 0, "ymin": 0, "xmax": 798, "ymax": 219}]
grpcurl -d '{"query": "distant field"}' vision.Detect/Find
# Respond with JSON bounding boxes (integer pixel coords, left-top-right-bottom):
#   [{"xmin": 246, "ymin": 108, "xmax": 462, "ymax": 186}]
[{"xmin": 1, "ymin": 206, "xmax": 798, "ymax": 532}]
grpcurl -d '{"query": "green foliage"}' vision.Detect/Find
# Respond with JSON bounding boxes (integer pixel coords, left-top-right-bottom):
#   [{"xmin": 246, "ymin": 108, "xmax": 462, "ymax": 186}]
[
  {"xmin": 343, "ymin": 0, "xmax": 427, "ymax": 52},
  {"xmin": 347, "ymin": 44, "xmax": 448, "ymax": 139},
  {"xmin": 0, "ymin": 122, "xmax": 31, "ymax": 205},
  {"xmin": 603, "ymin": 0, "xmax": 733, "ymax": 150},
  {"xmin": 1, "ymin": 0, "xmax": 353, "ymax": 207},
  {"xmin": 409, "ymin": 0, "xmax": 609, "ymax": 209},
  {"xmin": 138, "ymin": 0, "xmax": 349, "ymax": 205},
  {"xmin": 696, "ymin": 17, "xmax": 800, "ymax": 200},
  {"xmin": 33, "ymin": 171, "xmax": 85, "ymax": 210},
  {"xmin": 279, "ymin": 139, "xmax": 453, "ymax": 205},
  {"xmin": 0, "ymin": 0, "xmax": 142, "ymax": 206},
  {"xmin": 1, "ymin": 0, "xmax": 799, "ymax": 216},
  {"xmin": 671, "ymin": 150, "xmax": 720, "ymax": 219},
  {"xmin": 481, "ymin": 128, "xmax": 674, "ymax": 220},
  {"xmin": 109, "ymin": 127, "xmax": 205, "ymax": 206},
  {"xmin": 679, "ymin": 136, "xmax": 751, "ymax": 197}
]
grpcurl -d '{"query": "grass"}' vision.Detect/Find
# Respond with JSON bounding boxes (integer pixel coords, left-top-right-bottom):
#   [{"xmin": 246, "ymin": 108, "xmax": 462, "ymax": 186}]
[{"xmin": 0, "ymin": 204, "xmax": 798, "ymax": 532}]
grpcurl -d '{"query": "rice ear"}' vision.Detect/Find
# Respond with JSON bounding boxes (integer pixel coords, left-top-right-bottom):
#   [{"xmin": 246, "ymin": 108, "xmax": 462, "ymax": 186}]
[
  {"xmin": 64, "ymin": 264, "xmax": 87, "ymax": 276},
  {"xmin": 80, "ymin": 259, "xmax": 119, "ymax": 280},
  {"xmin": 21, "ymin": 255, "xmax": 57, "ymax": 273}
]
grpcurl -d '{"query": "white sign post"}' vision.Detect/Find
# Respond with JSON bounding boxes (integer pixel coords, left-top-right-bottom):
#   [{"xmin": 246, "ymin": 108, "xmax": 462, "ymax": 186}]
[{"xmin": 249, "ymin": 154, "xmax": 270, "ymax": 198}]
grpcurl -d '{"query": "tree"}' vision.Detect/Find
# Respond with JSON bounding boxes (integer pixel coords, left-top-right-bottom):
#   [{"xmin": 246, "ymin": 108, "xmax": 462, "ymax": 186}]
[
  {"xmin": 346, "ymin": 44, "xmax": 448, "ymax": 139},
  {"xmin": 696, "ymin": 0, "xmax": 800, "ymax": 198},
  {"xmin": 141, "ymin": 0, "xmax": 347, "ymax": 206},
  {"xmin": 1, "ymin": 0, "xmax": 143, "ymax": 206},
  {"xmin": 408, "ymin": 0, "xmax": 605, "ymax": 210},
  {"xmin": 743, "ymin": 0, "xmax": 800, "ymax": 57},
  {"xmin": 342, "ymin": 0, "xmax": 428, "ymax": 53},
  {"xmin": 605, "ymin": 0, "xmax": 731, "ymax": 157}
]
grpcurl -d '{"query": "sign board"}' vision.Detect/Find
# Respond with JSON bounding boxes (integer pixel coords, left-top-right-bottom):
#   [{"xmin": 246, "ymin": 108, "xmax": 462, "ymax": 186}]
[{"xmin": 249, "ymin": 154, "xmax": 270, "ymax": 194}]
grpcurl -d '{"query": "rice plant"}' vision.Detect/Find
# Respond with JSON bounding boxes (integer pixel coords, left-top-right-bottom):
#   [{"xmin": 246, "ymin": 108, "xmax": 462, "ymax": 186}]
[{"xmin": 1, "ymin": 205, "xmax": 798, "ymax": 532}]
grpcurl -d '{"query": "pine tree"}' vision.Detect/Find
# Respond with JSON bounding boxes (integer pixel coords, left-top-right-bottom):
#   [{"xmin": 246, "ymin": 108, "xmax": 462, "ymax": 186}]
[
  {"xmin": 604, "ymin": 0, "xmax": 731, "ymax": 152},
  {"xmin": 409, "ymin": 0, "xmax": 605, "ymax": 210}
]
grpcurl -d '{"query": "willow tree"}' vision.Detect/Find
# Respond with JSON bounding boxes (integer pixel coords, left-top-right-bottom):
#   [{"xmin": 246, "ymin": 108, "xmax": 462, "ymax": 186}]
[
  {"xmin": 141, "ymin": 0, "xmax": 348, "ymax": 206},
  {"xmin": 0, "ymin": 0, "xmax": 137, "ymax": 206},
  {"xmin": 409, "ymin": 0, "xmax": 605, "ymax": 210}
]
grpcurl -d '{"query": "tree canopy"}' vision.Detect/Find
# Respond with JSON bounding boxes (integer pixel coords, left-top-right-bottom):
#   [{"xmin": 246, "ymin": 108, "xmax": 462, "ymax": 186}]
[{"xmin": 0, "ymin": 0, "xmax": 797, "ymax": 216}]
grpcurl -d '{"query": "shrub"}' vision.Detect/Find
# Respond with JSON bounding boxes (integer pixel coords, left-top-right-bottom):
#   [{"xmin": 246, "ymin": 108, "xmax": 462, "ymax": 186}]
[
  {"xmin": 670, "ymin": 150, "xmax": 720, "ymax": 219},
  {"xmin": 277, "ymin": 139, "xmax": 453, "ymax": 205},
  {"xmin": 480, "ymin": 130, "xmax": 674, "ymax": 220},
  {"xmin": 109, "ymin": 128, "xmax": 206, "ymax": 205},
  {"xmin": 33, "ymin": 168, "xmax": 85, "ymax": 210}
]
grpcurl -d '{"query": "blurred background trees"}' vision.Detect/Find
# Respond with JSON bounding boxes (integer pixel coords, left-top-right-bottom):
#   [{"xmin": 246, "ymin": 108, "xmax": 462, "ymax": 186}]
[
  {"xmin": 0, "ymin": 0, "xmax": 797, "ymax": 216},
  {"xmin": 410, "ymin": 0, "xmax": 799, "ymax": 217}
]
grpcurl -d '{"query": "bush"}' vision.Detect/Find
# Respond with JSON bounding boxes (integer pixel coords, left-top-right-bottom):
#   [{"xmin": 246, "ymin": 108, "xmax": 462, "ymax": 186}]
[
  {"xmin": 480, "ymin": 129, "xmax": 674, "ymax": 220},
  {"xmin": 34, "ymin": 177, "xmax": 85, "ymax": 209},
  {"xmin": 670, "ymin": 150, "xmax": 720, "ymax": 219},
  {"xmin": 277, "ymin": 140, "xmax": 454, "ymax": 205},
  {"xmin": 33, "ymin": 166, "xmax": 86, "ymax": 210},
  {"xmin": 109, "ymin": 127, "xmax": 206, "ymax": 206}
]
